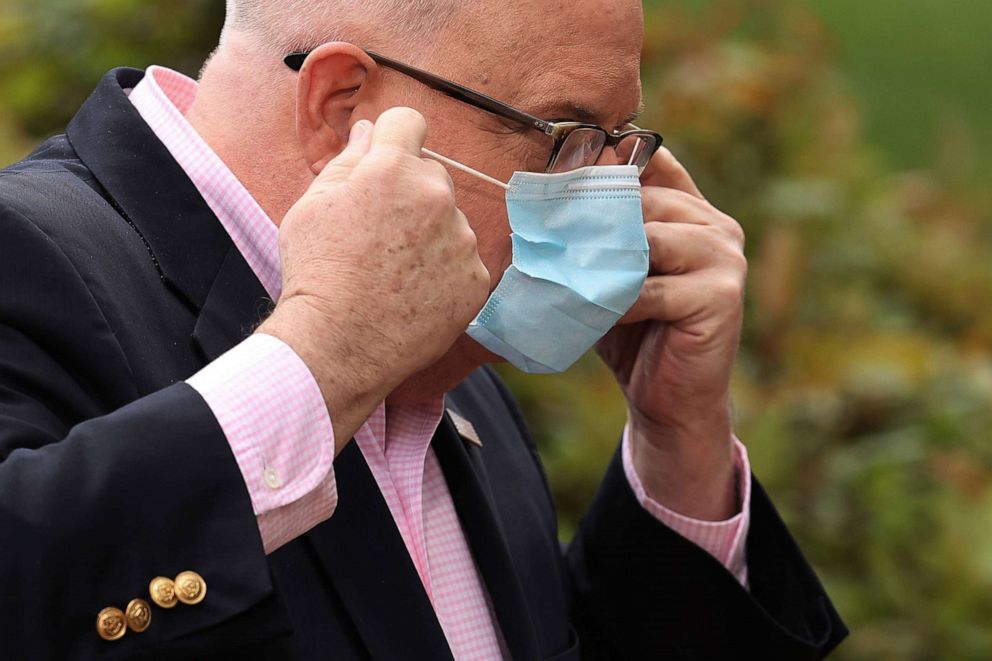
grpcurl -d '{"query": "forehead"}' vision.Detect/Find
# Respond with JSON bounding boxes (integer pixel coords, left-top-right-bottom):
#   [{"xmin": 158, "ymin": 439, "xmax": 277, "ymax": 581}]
[{"xmin": 452, "ymin": 0, "xmax": 644, "ymax": 124}]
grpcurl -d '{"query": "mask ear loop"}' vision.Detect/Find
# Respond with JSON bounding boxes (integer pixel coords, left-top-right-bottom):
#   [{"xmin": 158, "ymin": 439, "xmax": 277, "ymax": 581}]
[{"xmin": 421, "ymin": 148, "xmax": 510, "ymax": 191}]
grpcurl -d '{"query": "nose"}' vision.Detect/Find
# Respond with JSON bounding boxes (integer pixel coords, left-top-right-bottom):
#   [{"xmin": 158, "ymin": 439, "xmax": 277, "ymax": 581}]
[{"xmin": 595, "ymin": 146, "xmax": 624, "ymax": 167}]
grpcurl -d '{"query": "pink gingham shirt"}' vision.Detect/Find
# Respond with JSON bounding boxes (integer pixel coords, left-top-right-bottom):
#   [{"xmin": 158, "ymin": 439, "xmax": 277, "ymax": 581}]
[{"xmin": 130, "ymin": 65, "xmax": 752, "ymax": 659}]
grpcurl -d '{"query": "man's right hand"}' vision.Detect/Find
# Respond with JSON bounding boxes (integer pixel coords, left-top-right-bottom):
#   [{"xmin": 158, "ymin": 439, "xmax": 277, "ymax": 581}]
[{"xmin": 259, "ymin": 107, "xmax": 490, "ymax": 451}]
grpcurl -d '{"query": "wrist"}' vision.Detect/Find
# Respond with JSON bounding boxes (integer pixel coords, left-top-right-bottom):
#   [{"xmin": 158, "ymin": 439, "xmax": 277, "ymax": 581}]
[
  {"xmin": 258, "ymin": 297, "xmax": 394, "ymax": 451},
  {"xmin": 627, "ymin": 407, "xmax": 737, "ymax": 521}
]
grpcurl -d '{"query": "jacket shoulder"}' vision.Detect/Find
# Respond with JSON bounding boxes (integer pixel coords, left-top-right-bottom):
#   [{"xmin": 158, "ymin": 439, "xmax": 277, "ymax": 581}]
[
  {"xmin": 0, "ymin": 134, "xmax": 111, "ymax": 230},
  {"xmin": 0, "ymin": 134, "xmax": 151, "ymax": 282}
]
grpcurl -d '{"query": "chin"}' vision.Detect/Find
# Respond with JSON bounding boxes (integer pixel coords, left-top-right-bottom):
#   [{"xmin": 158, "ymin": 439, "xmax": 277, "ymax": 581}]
[
  {"xmin": 465, "ymin": 337, "xmax": 507, "ymax": 367},
  {"xmin": 387, "ymin": 335, "xmax": 505, "ymax": 404}
]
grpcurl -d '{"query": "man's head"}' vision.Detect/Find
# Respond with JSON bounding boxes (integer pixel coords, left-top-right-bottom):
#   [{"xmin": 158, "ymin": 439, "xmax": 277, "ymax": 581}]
[
  {"xmin": 222, "ymin": 0, "xmax": 458, "ymax": 53},
  {"xmin": 192, "ymin": 0, "xmax": 646, "ymax": 393}
]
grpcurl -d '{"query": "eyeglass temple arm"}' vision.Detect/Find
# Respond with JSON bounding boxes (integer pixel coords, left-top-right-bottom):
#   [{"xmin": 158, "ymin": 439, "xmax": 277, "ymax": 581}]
[{"xmin": 283, "ymin": 50, "xmax": 553, "ymax": 135}]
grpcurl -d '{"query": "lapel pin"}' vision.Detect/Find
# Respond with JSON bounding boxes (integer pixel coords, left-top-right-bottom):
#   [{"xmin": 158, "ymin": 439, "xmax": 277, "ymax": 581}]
[{"xmin": 447, "ymin": 409, "xmax": 483, "ymax": 448}]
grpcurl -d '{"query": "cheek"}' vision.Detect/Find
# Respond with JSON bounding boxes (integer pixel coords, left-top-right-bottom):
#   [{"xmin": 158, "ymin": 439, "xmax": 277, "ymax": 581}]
[{"xmin": 453, "ymin": 174, "xmax": 513, "ymax": 289}]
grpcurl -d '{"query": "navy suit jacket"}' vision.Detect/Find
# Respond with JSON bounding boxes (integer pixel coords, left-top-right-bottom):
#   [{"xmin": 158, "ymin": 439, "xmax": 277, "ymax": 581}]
[{"xmin": 0, "ymin": 68, "xmax": 847, "ymax": 660}]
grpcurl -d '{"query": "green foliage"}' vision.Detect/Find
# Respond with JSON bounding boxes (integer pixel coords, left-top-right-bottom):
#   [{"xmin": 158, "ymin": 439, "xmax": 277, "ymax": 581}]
[
  {"xmin": 1, "ymin": 1, "xmax": 990, "ymax": 658},
  {"xmin": 806, "ymin": 0, "xmax": 992, "ymax": 180},
  {"xmin": 0, "ymin": 0, "xmax": 223, "ymax": 150}
]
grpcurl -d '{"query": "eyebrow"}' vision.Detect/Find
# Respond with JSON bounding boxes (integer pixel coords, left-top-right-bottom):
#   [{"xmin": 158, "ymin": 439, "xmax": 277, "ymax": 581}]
[
  {"xmin": 623, "ymin": 101, "xmax": 646, "ymax": 126},
  {"xmin": 533, "ymin": 99, "xmax": 646, "ymax": 129}
]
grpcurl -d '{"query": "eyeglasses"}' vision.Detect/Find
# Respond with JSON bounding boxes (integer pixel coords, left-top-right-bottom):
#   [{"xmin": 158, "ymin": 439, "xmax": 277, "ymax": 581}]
[{"xmin": 284, "ymin": 50, "xmax": 663, "ymax": 175}]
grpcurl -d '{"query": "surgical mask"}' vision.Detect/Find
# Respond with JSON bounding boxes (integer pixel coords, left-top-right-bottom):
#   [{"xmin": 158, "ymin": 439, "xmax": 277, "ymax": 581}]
[{"xmin": 423, "ymin": 149, "xmax": 649, "ymax": 374}]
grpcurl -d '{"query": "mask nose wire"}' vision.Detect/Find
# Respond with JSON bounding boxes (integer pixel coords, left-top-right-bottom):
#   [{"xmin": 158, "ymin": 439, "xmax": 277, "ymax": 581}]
[{"xmin": 421, "ymin": 148, "xmax": 510, "ymax": 191}]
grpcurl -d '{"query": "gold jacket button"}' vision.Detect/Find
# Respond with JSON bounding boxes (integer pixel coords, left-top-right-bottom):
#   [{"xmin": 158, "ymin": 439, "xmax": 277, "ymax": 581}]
[
  {"xmin": 96, "ymin": 607, "xmax": 127, "ymax": 641},
  {"xmin": 125, "ymin": 598, "xmax": 152, "ymax": 633},
  {"xmin": 174, "ymin": 571, "xmax": 207, "ymax": 605},
  {"xmin": 149, "ymin": 576, "xmax": 178, "ymax": 609}
]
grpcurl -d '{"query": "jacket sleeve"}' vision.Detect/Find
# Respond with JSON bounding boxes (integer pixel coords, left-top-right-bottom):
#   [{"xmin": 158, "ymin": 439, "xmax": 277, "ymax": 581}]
[
  {"xmin": 0, "ymin": 206, "xmax": 289, "ymax": 659},
  {"xmin": 482, "ymin": 364, "xmax": 847, "ymax": 659},
  {"xmin": 566, "ymin": 445, "xmax": 848, "ymax": 659}
]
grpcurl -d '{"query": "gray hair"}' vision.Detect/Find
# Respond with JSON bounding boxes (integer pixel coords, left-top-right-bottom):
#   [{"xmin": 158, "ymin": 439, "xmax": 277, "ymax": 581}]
[{"xmin": 224, "ymin": 0, "xmax": 460, "ymax": 53}]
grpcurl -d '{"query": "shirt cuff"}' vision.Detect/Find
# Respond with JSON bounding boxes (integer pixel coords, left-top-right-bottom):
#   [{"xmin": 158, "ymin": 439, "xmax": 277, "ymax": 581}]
[
  {"xmin": 187, "ymin": 333, "xmax": 337, "ymax": 554},
  {"xmin": 621, "ymin": 426, "xmax": 752, "ymax": 587}
]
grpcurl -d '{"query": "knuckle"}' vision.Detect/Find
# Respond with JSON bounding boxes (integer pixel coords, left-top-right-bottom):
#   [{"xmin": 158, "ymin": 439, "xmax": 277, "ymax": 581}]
[
  {"xmin": 422, "ymin": 179, "xmax": 455, "ymax": 210},
  {"xmin": 645, "ymin": 277, "xmax": 665, "ymax": 299},
  {"xmin": 459, "ymin": 225, "xmax": 481, "ymax": 255},
  {"xmin": 656, "ymin": 146, "xmax": 681, "ymax": 172},
  {"xmin": 713, "ymin": 234, "xmax": 746, "ymax": 264},
  {"xmin": 640, "ymin": 195, "xmax": 660, "ymax": 221},
  {"xmin": 730, "ymin": 250, "xmax": 749, "ymax": 274},
  {"xmin": 713, "ymin": 275, "xmax": 746, "ymax": 305},
  {"xmin": 640, "ymin": 185, "xmax": 661, "ymax": 204},
  {"xmin": 706, "ymin": 207, "xmax": 744, "ymax": 242},
  {"xmin": 654, "ymin": 145, "xmax": 675, "ymax": 165},
  {"xmin": 472, "ymin": 263, "xmax": 491, "ymax": 296},
  {"xmin": 644, "ymin": 224, "xmax": 661, "ymax": 250},
  {"xmin": 423, "ymin": 158, "xmax": 449, "ymax": 180},
  {"xmin": 726, "ymin": 218, "xmax": 746, "ymax": 244},
  {"xmin": 451, "ymin": 224, "xmax": 472, "ymax": 250},
  {"xmin": 461, "ymin": 223, "xmax": 479, "ymax": 247},
  {"xmin": 474, "ymin": 259, "xmax": 490, "ymax": 282},
  {"xmin": 644, "ymin": 219, "xmax": 663, "ymax": 238}
]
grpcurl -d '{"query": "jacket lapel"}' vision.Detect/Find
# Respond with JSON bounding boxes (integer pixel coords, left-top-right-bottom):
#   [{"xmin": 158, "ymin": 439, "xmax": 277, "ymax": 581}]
[
  {"xmin": 64, "ymin": 68, "xmax": 269, "ymax": 360},
  {"xmin": 67, "ymin": 68, "xmax": 234, "ymax": 314},
  {"xmin": 305, "ymin": 442, "xmax": 454, "ymax": 661},
  {"xmin": 191, "ymin": 245, "xmax": 273, "ymax": 362},
  {"xmin": 433, "ymin": 410, "xmax": 543, "ymax": 660}
]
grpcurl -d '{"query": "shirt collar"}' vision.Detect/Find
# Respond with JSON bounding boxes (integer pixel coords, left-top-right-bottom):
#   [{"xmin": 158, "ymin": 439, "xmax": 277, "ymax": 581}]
[{"xmin": 128, "ymin": 65, "xmax": 283, "ymax": 301}]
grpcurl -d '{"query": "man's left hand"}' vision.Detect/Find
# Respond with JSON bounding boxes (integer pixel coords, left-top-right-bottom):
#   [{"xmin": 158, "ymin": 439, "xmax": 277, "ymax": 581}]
[{"xmin": 597, "ymin": 147, "xmax": 746, "ymax": 521}]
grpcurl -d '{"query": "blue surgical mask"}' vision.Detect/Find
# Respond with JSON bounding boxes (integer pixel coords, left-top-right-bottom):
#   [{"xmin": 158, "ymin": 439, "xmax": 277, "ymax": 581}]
[{"xmin": 423, "ymin": 150, "xmax": 649, "ymax": 374}]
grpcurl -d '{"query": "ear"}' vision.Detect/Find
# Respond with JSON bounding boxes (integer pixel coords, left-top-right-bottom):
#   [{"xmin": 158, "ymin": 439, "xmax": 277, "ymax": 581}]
[{"xmin": 295, "ymin": 43, "xmax": 378, "ymax": 174}]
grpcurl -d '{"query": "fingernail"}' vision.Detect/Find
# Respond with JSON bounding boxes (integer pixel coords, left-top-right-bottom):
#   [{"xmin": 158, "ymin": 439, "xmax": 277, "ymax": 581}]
[{"xmin": 349, "ymin": 120, "xmax": 371, "ymax": 143}]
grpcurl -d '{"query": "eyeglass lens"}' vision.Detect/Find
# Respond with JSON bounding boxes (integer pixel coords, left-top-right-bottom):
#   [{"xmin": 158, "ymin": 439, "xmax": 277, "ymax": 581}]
[
  {"xmin": 550, "ymin": 129, "xmax": 607, "ymax": 174},
  {"xmin": 550, "ymin": 130, "xmax": 659, "ymax": 174}
]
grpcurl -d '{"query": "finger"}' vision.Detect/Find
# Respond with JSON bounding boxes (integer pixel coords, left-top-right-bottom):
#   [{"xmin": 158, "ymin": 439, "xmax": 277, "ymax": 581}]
[
  {"xmin": 314, "ymin": 119, "xmax": 375, "ymax": 185},
  {"xmin": 422, "ymin": 157, "xmax": 457, "ymax": 195},
  {"xmin": 642, "ymin": 186, "xmax": 745, "ymax": 246},
  {"xmin": 645, "ymin": 222, "xmax": 738, "ymax": 275},
  {"xmin": 620, "ymin": 272, "xmax": 744, "ymax": 325},
  {"xmin": 640, "ymin": 146, "xmax": 705, "ymax": 200},
  {"xmin": 370, "ymin": 106, "xmax": 429, "ymax": 155},
  {"xmin": 642, "ymin": 186, "xmax": 712, "ymax": 227}
]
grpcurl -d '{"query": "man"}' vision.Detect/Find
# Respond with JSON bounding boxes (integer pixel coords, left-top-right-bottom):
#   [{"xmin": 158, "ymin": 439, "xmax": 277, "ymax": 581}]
[{"xmin": 0, "ymin": 0, "xmax": 846, "ymax": 658}]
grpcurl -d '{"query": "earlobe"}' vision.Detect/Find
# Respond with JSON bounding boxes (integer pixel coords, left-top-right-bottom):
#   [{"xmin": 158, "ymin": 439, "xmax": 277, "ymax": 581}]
[{"xmin": 295, "ymin": 44, "xmax": 376, "ymax": 174}]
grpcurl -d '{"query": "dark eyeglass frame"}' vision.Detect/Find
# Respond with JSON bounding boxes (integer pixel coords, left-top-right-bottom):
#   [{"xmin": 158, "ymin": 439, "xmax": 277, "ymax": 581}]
[{"xmin": 284, "ymin": 49, "xmax": 663, "ymax": 174}]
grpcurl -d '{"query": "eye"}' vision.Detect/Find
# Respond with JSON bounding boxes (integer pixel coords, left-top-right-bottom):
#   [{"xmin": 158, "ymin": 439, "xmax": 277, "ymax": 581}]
[
  {"xmin": 499, "ymin": 134, "xmax": 547, "ymax": 172},
  {"xmin": 481, "ymin": 115, "xmax": 526, "ymax": 137}
]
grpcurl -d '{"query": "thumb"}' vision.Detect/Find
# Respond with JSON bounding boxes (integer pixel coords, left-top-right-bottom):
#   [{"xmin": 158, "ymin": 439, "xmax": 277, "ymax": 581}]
[{"xmin": 314, "ymin": 120, "xmax": 375, "ymax": 186}]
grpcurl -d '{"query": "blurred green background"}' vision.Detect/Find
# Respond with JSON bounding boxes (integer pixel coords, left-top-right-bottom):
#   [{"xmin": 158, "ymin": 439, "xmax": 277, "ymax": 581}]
[{"xmin": 2, "ymin": 1, "xmax": 990, "ymax": 658}]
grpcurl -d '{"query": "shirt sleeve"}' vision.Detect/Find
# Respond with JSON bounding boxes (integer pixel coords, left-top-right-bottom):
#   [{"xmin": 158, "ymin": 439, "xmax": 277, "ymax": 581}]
[
  {"xmin": 187, "ymin": 333, "xmax": 337, "ymax": 554},
  {"xmin": 621, "ymin": 426, "xmax": 752, "ymax": 587}
]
